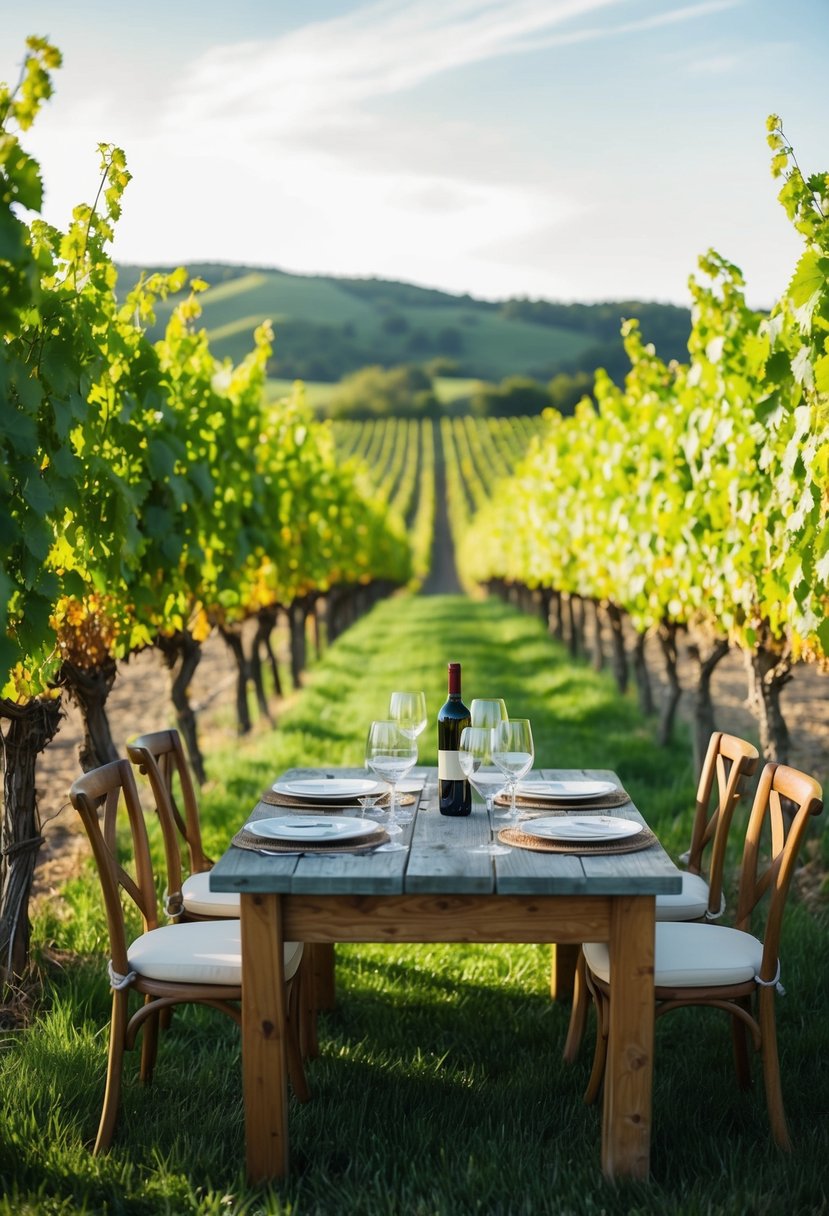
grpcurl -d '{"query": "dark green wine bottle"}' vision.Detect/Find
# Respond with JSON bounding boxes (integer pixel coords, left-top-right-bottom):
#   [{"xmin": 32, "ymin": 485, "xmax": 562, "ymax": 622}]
[{"xmin": 437, "ymin": 661, "xmax": 471, "ymax": 816}]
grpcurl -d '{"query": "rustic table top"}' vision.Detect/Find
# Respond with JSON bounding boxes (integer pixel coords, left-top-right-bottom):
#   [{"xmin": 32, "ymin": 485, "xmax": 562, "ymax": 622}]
[{"xmin": 210, "ymin": 767, "xmax": 682, "ymax": 898}]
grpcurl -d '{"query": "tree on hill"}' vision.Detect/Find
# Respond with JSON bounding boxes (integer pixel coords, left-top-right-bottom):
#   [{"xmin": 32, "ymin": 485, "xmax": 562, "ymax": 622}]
[{"xmin": 327, "ymin": 364, "xmax": 440, "ymax": 419}]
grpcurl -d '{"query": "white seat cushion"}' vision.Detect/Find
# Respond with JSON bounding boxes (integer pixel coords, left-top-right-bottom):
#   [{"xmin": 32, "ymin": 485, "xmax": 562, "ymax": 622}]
[
  {"xmin": 583, "ymin": 922, "xmax": 764, "ymax": 988},
  {"xmin": 655, "ymin": 872, "xmax": 711, "ymax": 922},
  {"xmin": 127, "ymin": 920, "xmax": 303, "ymax": 986},
  {"xmin": 182, "ymin": 871, "xmax": 241, "ymax": 918}
]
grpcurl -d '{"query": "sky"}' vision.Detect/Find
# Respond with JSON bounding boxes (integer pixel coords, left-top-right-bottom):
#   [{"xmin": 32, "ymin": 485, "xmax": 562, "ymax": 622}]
[{"xmin": 3, "ymin": 0, "xmax": 828, "ymax": 309}]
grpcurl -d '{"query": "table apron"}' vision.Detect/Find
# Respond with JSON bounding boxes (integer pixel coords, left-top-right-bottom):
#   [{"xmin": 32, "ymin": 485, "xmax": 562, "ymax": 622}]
[{"xmin": 248, "ymin": 892, "xmax": 620, "ymax": 943}]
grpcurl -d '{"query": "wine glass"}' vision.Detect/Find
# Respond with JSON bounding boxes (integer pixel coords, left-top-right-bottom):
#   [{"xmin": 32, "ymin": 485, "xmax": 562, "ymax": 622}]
[
  {"xmin": 459, "ymin": 726, "xmax": 510, "ymax": 856},
  {"xmin": 470, "ymin": 698, "xmax": 508, "ymax": 729},
  {"xmin": 491, "ymin": 719, "xmax": 535, "ymax": 825},
  {"xmin": 389, "ymin": 691, "xmax": 427, "ymax": 741},
  {"xmin": 365, "ymin": 720, "xmax": 417, "ymax": 852}
]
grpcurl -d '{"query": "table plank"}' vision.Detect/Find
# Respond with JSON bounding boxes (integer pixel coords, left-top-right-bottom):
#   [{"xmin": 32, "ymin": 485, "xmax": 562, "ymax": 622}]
[
  {"xmin": 280, "ymin": 893, "xmax": 615, "ymax": 944},
  {"xmin": 405, "ymin": 779, "xmax": 494, "ymax": 892}
]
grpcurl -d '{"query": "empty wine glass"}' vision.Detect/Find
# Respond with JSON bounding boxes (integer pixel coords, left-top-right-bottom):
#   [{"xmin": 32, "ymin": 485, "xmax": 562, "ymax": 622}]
[
  {"xmin": 470, "ymin": 698, "xmax": 508, "ymax": 729},
  {"xmin": 459, "ymin": 726, "xmax": 510, "ymax": 856},
  {"xmin": 389, "ymin": 691, "xmax": 427, "ymax": 741},
  {"xmin": 365, "ymin": 720, "xmax": 417, "ymax": 852},
  {"xmin": 491, "ymin": 719, "xmax": 534, "ymax": 825}
]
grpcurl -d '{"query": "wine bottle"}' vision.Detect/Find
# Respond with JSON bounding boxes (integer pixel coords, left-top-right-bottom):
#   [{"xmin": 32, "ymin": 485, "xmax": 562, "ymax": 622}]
[{"xmin": 437, "ymin": 661, "xmax": 471, "ymax": 816}]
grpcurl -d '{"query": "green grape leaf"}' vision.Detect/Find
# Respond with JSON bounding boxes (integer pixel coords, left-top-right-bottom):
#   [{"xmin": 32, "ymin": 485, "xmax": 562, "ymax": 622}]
[
  {"xmin": 146, "ymin": 437, "xmax": 176, "ymax": 480},
  {"xmin": 791, "ymin": 346, "xmax": 815, "ymax": 388},
  {"xmin": 785, "ymin": 250, "xmax": 827, "ymax": 327},
  {"xmin": 20, "ymin": 516, "xmax": 52, "ymax": 563},
  {"xmin": 817, "ymin": 616, "xmax": 829, "ymax": 655},
  {"xmin": 22, "ymin": 474, "xmax": 55, "ymax": 516},
  {"xmin": 815, "ymin": 353, "xmax": 829, "ymax": 394}
]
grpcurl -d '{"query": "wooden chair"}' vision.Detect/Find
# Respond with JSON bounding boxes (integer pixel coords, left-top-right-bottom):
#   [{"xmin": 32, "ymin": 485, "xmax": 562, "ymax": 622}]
[
  {"xmin": 126, "ymin": 728, "xmax": 238, "ymax": 921},
  {"xmin": 127, "ymin": 727, "xmax": 321, "ymax": 1056},
  {"xmin": 562, "ymin": 731, "xmax": 759, "ymax": 1062},
  {"xmin": 580, "ymin": 762, "xmax": 823, "ymax": 1149},
  {"xmin": 70, "ymin": 759, "xmax": 309, "ymax": 1155}
]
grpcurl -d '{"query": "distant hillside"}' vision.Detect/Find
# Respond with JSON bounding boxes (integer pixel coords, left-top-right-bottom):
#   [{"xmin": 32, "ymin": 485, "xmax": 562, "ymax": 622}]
[{"xmin": 116, "ymin": 262, "xmax": 691, "ymax": 384}]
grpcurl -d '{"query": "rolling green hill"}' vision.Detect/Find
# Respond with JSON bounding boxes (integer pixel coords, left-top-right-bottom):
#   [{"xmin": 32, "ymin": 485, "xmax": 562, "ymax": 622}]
[{"xmin": 116, "ymin": 261, "xmax": 691, "ymax": 384}]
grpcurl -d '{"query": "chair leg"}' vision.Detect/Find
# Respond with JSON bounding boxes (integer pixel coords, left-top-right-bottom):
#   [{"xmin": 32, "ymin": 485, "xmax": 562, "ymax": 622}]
[
  {"xmin": 583, "ymin": 982, "xmax": 608, "ymax": 1106},
  {"xmin": 94, "ymin": 989, "xmax": 128, "ymax": 1154},
  {"xmin": 758, "ymin": 988, "xmax": 791, "ymax": 1151},
  {"xmin": 286, "ymin": 977, "xmax": 311, "ymax": 1104},
  {"xmin": 298, "ymin": 950, "xmax": 319, "ymax": 1060},
  {"xmin": 562, "ymin": 949, "xmax": 589, "ymax": 1064},
  {"xmin": 731, "ymin": 998, "xmax": 752, "ymax": 1090},
  {"xmin": 139, "ymin": 995, "xmax": 160, "ymax": 1083},
  {"xmin": 309, "ymin": 942, "xmax": 336, "ymax": 1011}
]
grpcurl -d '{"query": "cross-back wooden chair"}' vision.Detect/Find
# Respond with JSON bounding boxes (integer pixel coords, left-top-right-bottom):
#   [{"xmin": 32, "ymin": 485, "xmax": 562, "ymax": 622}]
[
  {"xmin": 562, "ymin": 731, "xmax": 760, "ymax": 1062},
  {"xmin": 581, "ymin": 761, "xmax": 823, "ymax": 1149},
  {"xmin": 127, "ymin": 727, "xmax": 321, "ymax": 1056},
  {"xmin": 70, "ymin": 758, "xmax": 308, "ymax": 1155},
  {"xmin": 126, "ymin": 728, "xmax": 239, "ymax": 921}
]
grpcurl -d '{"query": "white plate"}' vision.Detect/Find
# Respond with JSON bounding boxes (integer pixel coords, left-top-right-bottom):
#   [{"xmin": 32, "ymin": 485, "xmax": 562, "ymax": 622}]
[
  {"xmin": 246, "ymin": 816, "xmax": 379, "ymax": 843},
  {"xmin": 398, "ymin": 778, "xmax": 424, "ymax": 794},
  {"xmin": 515, "ymin": 779, "xmax": 617, "ymax": 801},
  {"xmin": 271, "ymin": 777, "xmax": 385, "ymax": 801},
  {"xmin": 521, "ymin": 815, "xmax": 641, "ymax": 842}
]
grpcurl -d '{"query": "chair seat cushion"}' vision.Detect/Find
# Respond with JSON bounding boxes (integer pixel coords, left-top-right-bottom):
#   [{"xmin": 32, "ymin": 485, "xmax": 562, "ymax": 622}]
[
  {"xmin": 127, "ymin": 921, "xmax": 303, "ymax": 985},
  {"xmin": 182, "ymin": 871, "xmax": 241, "ymax": 918},
  {"xmin": 655, "ymin": 872, "xmax": 711, "ymax": 922},
  {"xmin": 583, "ymin": 922, "xmax": 764, "ymax": 988}
]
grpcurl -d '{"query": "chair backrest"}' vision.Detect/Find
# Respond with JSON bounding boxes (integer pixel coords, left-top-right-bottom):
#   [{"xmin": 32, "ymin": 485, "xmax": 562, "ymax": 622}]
[
  {"xmin": 734, "ymin": 762, "xmax": 823, "ymax": 983},
  {"xmin": 685, "ymin": 732, "xmax": 760, "ymax": 916},
  {"xmin": 126, "ymin": 729, "xmax": 212, "ymax": 919},
  {"xmin": 70, "ymin": 759, "xmax": 161, "ymax": 980}
]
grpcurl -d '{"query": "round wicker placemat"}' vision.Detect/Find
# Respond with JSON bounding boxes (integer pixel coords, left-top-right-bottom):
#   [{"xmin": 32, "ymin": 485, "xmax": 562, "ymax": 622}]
[
  {"xmin": 232, "ymin": 825, "xmax": 390, "ymax": 853},
  {"xmin": 497, "ymin": 824, "xmax": 656, "ymax": 855},
  {"xmin": 260, "ymin": 789, "xmax": 415, "ymax": 810},
  {"xmin": 492, "ymin": 789, "xmax": 630, "ymax": 812}
]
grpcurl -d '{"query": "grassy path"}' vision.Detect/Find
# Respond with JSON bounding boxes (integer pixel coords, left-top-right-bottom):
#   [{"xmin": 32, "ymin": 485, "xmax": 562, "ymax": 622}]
[
  {"xmin": 3, "ymin": 594, "xmax": 827, "ymax": 1216},
  {"xmin": 204, "ymin": 594, "xmax": 693, "ymax": 857}
]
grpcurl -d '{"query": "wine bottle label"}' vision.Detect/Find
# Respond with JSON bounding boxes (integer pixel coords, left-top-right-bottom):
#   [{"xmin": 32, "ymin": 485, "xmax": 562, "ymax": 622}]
[{"xmin": 438, "ymin": 750, "xmax": 465, "ymax": 781}]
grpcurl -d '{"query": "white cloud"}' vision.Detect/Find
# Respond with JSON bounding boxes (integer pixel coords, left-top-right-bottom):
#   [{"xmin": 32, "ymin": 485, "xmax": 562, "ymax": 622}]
[
  {"xmin": 686, "ymin": 52, "xmax": 740, "ymax": 74},
  {"xmin": 164, "ymin": 0, "xmax": 626, "ymax": 138},
  {"xmin": 19, "ymin": 0, "xmax": 768, "ymax": 304}
]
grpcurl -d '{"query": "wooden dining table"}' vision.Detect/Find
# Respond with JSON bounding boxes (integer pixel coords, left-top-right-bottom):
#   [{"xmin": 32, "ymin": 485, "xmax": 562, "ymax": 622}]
[{"xmin": 209, "ymin": 766, "xmax": 682, "ymax": 1183}]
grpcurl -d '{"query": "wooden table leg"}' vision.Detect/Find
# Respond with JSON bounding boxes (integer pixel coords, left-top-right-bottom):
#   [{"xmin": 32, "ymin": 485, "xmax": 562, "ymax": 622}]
[
  {"xmin": 601, "ymin": 894, "xmax": 655, "ymax": 1180},
  {"xmin": 240, "ymin": 892, "xmax": 289, "ymax": 1181},
  {"xmin": 549, "ymin": 942, "xmax": 579, "ymax": 1001}
]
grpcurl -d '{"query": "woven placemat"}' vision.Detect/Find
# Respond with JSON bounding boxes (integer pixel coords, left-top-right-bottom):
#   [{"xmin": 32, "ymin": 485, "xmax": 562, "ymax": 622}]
[
  {"xmin": 260, "ymin": 788, "xmax": 415, "ymax": 810},
  {"xmin": 232, "ymin": 824, "xmax": 390, "ymax": 854},
  {"xmin": 497, "ymin": 824, "xmax": 656, "ymax": 855},
  {"xmin": 493, "ymin": 789, "xmax": 630, "ymax": 812}
]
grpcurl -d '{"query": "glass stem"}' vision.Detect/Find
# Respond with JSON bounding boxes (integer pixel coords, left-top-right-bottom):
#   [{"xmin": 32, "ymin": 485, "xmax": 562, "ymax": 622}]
[
  {"xmin": 510, "ymin": 781, "xmax": 517, "ymax": 821},
  {"xmin": 389, "ymin": 782, "xmax": 397, "ymax": 822}
]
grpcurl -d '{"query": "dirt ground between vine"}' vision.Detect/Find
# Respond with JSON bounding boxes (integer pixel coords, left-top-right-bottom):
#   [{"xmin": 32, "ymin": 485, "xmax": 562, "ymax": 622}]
[{"xmin": 26, "ymin": 599, "xmax": 829, "ymax": 908}]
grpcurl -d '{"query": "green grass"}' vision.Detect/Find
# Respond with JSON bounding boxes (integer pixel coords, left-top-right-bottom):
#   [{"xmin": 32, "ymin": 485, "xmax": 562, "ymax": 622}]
[{"xmin": 3, "ymin": 594, "xmax": 828, "ymax": 1215}]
